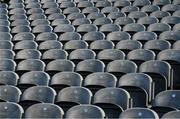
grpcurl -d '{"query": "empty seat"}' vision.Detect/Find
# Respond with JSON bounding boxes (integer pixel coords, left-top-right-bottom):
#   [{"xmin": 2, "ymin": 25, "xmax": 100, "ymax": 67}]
[
  {"xmin": 63, "ymin": 7, "xmax": 80, "ymax": 15},
  {"xmin": 161, "ymin": 16, "xmax": 180, "ymax": 27},
  {"xmin": 173, "ymin": 41, "xmax": 180, "ymax": 50},
  {"xmin": 0, "ymin": 85, "xmax": 21, "ymax": 102},
  {"xmin": 28, "ymin": 13, "xmax": 46, "ymax": 21},
  {"xmin": 32, "ymin": 25, "xmax": 53, "ymax": 35},
  {"xmin": 133, "ymin": 0, "xmax": 151, "ymax": 8},
  {"xmin": 52, "ymin": 19, "xmax": 70, "ymax": 27},
  {"xmin": 77, "ymin": 1, "xmax": 94, "ymax": 9},
  {"xmin": 101, "ymin": 6, "xmax": 119, "ymax": 15},
  {"xmin": 11, "ymin": 25, "xmax": 31, "ymax": 35},
  {"xmin": 90, "ymin": 40, "xmax": 114, "ymax": 54},
  {"xmin": 31, "ymin": 19, "xmax": 50, "ymax": 27},
  {"xmin": 42, "ymin": 2, "xmax": 59, "ymax": 9},
  {"xmin": 159, "ymin": 31, "xmax": 180, "ymax": 44},
  {"xmin": 55, "ymin": 86, "xmax": 92, "ymax": 112},
  {"xmin": 60, "ymin": 2, "xmax": 76, "ymax": 9},
  {"xmin": 25, "ymin": 103, "xmax": 64, "ymax": 119},
  {"xmin": 93, "ymin": 88, "xmax": 130, "ymax": 118},
  {"xmin": 144, "ymin": 40, "xmax": 171, "ymax": 55},
  {"xmin": 153, "ymin": 0, "xmax": 171, "ymax": 7},
  {"xmin": 72, "ymin": 18, "xmax": 91, "ymax": 27},
  {"xmin": 137, "ymin": 16, "xmax": 159, "ymax": 28},
  {"xmin": 162, "ymin": 111, "xmax": 180, "ymax": 118},
  {"xmin": 0, "ymin": 14, "xmax": 8, "ymax": 20},
  {"xmin": 48, "ymin": 13, "xmax": 65, "ymax": 21},
  {"xmin": 0, "ymin": 26, "xmax": 10, "ymax": 32},
  {"xmin": 38, "ymin": 41, "xmax": 63, "ymax": 52},
  {"xmin": 10, "ymin": 14, "xmax": 27, "ymax": 21},
  {"xmin": 54, "ymin": 24, "xmax": 75, "ymax": 35},
  {"xmin": 0, "ymin": 32, "xmax": 12, "ymax": 41},
  {"xmin": 93, "ymin": 17, "xmax": 112, "ymax": 27},
  {"xmin": 106, "ymin": 60, "xmax": 137, "ymax": 79},
  {"xmin": 0, "ymin": 20, "xmax": 10, "ymax": 26},
  {"xmin": 59, "ymin": 32, "xmax": 81, "ymax": 43},
  {"xmin": 123, "ymin": 23, "xmax": 145, "ymax": 36},
  {"xmin": 76, "ymin": 59, "xmax": 105, "ymax": 78},
  {"xmin": 133, "ymin": 31, "xmax": 157, "ymax": 45},
  {"xmin": 148, "ymin": 23, "xmax": 171, "ymax": 35},
  {"xmin": 26, "ymin": 3, "xmax": 41, "ymax": 9},
  {"xmin": 99, "ymin": 24, "xmax": 121, "ymax": 35},
  {"xmin": 128, "ymin": 11, "xmax": 148, "ymax": 21},
  {"xmin": 121, "ymin": 6, "xmax": 139, "ymax": 14},
  {"xmin": 162, "ymin": 4, "xmax": 180, "ymax": 14},
  {"xmin": 14, "ymin": 41, "xmax": 38, "ymax": 53},
  {"xmin": 17, "ymin": 71, "xmax": 50, "ymax": 92},
  {"xmin": 19, "ymin": 86, "xmax": 56, "ymax": 110},
  {"xmin": 13, "ymin": 32, "xmax": 35, "ymax": 42},
  {"xmin": 107, "ymin": 12, "xmax": 126, "ymax": 21},
  {"xmin": 69, "ymin": 49, "xmax": 95, "ymax": 65},
  {"xmin": 114, "ymin": 0, "xmax": 131, "ymax": 9},
  {"xmin": 119, "ymin": 108, "xmax": 159, "ymax": 119},
  {"xmin": 87, "ymin": 12, "xmax": 105, "ymax": 21},
  {"xmin": 27, "ymin": 8, "xmax": 43, "ymax": 14},
  {"xmin": 150, "ymin": 11, "xmax": 170, "ymax": 20},
  {"xmin": 116, "ymin": 40, "xmax": 142, "ymax": 54},
  {"xmin": 9, "ymin": 3, "xmax": 24, "ymax": 9},
  {"xmin": 173, "ymin": 10, "xmax": 180, "ymax": 17},
  {"xmin": 45, "ymin": 8, "xmax": 62, "ymax": 15},
  {"xmin": 82, "ymin": 31, "xmax": 105, "ymax": 43},
  {"xmin": 173, "ymin": 23, "xmax": 180, "ymax": 31},
  {"xmin": 0, "ymin": 71, "xmax": 18, "ymax": 86},
  {"xmin": 151, "ymin": 90, "xmax": 180, "ymax": 117},
  {"xmin": 46, "ymin": 59, "xmax": 75, "ymax": 76},
  {"xmin": 118, "ymin": 73, "xmax": 153, "ymax": 107},
  {"xmin": 0, "ymin": 102, "xmax": 23, "ymax": 119},
  {"xmin": 139, "ymin": 60, "xmax": 172, "ymax": 95},
  {"xmin": 84, "ymin": 72, "xmax": 117, "ymax": 94},
  {"xmin": 0, "ymin": 59, "xmax": 16, "ymax": 71},
  {"xmin": 82, "ymin": 7, "xmax": 99, "ymax": 15},
  {"xmin": 36, "ymin": 32, "xmax": 57, "ymax": 44},
  {"xmin": 67, "ymin": 13, "xmax": 85, "ymax": 21},
  {"xmin": 0, "ymin": 41, "xmax": 13, "ymax": 49},
  {"xmin": 141, "ymin": 5, "xmax": 160, "ymax": 15},
  {"xmin": 16, "ymin": 59, "xmax": 45, "ymax": 76},
  {"xmin": 11, "ymin": 19, "xmax": 30, "ymax": 27},
  {"xmin": 157, "ymin": 49, "xmax": 180, "ymax": 89},
  {"xmin": 77, "ymin": 24, "xmax": 98, "ymax": 35},
  {"xmin": 95, "ymin": 1, "xmax": 111, "ymax": 9},
  {"xmin": 64, "ymin": 40, "xmax": 88, "ymax": 53},
  {"xmin": 9, "ymin": 8, "xmax": 26, "ymax": 15},
  {"xmin": 66, "ymin": 105, "xmax": 105, "ymax": 119},
  {"xmin": 0, "ymin": 49, "xmax": 14, "ymax": 59},
  {"xmin": 50, "ymin": 72, "xmax": 83, "ymax": 92}
]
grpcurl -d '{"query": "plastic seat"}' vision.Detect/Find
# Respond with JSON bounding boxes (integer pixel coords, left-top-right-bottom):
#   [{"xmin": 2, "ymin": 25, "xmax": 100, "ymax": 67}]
[
  {"xmin": 11, "ymin": 25, "xmax": 31, "ymax": 35},
  {"xmin": 114, "ymin": 0, "xmax": 131, "ymax": 9},
  {"xmin": 116, "ymin": 40, "xmax": 142, "ymax": 54},
  {"xmin": 173, "ymin": 10, "xmax": 180, "ymax": 17},
  {"xmin": 13, "ymin": 32, "xmax": 34, "ymax": 43},
  {"xmin": 150, "ymin": 11, "xmax": 170, "ymax": 20},
  {"xmin": 173, "ymin": 23, "xmax": 180, "ymax": 31},
  {"xmin": 118, "ymin": 73, "xmax": 153, "ymax": 107},
  {"xmin": 0, "ymin": 49, "xmax": 14, "ymax": 59},
  {"xmin": 82, "ymin": 7, "xmax": 99, "ymax": 15},
  {"xmin": 52, "ymin": 19, "xmax": 70, "ymax": 27},
  {"xmin": 159, "ymin": 31, "xmax": 180, "ymax": 44},
  {"xmin": 100, "ymin": 24, "xmax": 121, "ymax": 35},
  {"xmin": 9, "ymin": 8, "xmax": 26, "ymax": 15},
  {"xmin": 133, "ymin": 31, "xmax": 157, "ymax": 45},
  {"xmin": 77, "ymin": 1, "xmax": 94, "ymax": 9},
  {"xmin": 90, "ymin": 40, "xmax": 114, "ymax": 54},
  {"xmin": 19, "ymin": 86, "xmax": 56, "ymax": 110},
  {"xmin": 152, "ymin": 0, "xmax": 171, "ymax": 7},
  {"xmin": 55, "ymin": 86, "xmax": 92, "ymax": 112},
  {"xmin": 101, "ymin": 7, "xmax": 119, "ymax": 16},
  {"xmin": 15, "ymin": 49, "xmax": 41, "ymax": 63},
  {"xmin": 148, "ymin": 23, "xmax": 171, "ymax": 35},
  {"xmin": 76, "ymin": 59, "xmax": 105, "ymax": 78},
  {"xmin": 9, "ymin": 0, "xmax": 23, "ymax": 3},
  {"xmin": 9, "ymin": 14, "xmax": 27, "ymax": 21},
  {"xmin": 93, "ymin": 88, "xmax": 130, "ymax": 118},
  {"xmin": 26, "ymin": 3, "xmax": 41, "ymax": 9},
  {"xmin": 119, "ymin": 108, "xmax": 159, "ymax": 119},
  {"xmin": 0, "ymin": 26, "xmax": 10, "ymax": 32},
  {"xmin": 173, "ymin": 0, "xmax": 180, "ymax": 5},
  {"xmin": 0, "ymin": 3, "xmax": 7, "ymax": 9},
  {"xmin": 0, "ymin": 71, "xmax": 18, "ymax": 86},
  {"xmin": 0, "ymin": 41, "xmax": 13, "ymax": 49},
  {"xmin": 162, "ymin": 4, "xmax": 180, "ymax": 14},
  {"xmin": 139, "ymin": 60, "xmax": 172, "ymax": 95},
  {"xmin": 31, "ymin": 19, "xmax": 50, "ymax": 27},
  {"xmin": 128, "ymin": 11, "xmax": 148, "ymax": 21},
  {"xmin": 42, "ymin": 2, "xmax": 59, "ymax": 9},
  {"xmin": 14, "ymin": 41, "xmax": 38, "ymax": 52},
  {"xmin": 173, "ymin": 41, "xmax": 180, "ymax": 50},
  {"xmin": 97, "ymin": 49, "xmax": 125, "ymax": 65},
  {"xmin": 144, "ymin": 40, "xmax": 171, "ymax": 55},
  {"xmin": 107, "ymin": 12, "xmax": 126, "ymax": 21},
  {"xmin": 17, "ymin": 71, "xmax": 49, "ymax": 92},
  {"xmin": 127, "ymin": 49, "xmax": 155, "ymax": 66},
  {"xmin": 50, "ymin": 72, "xmax": 83, "ymax": 92},
  {"xmin": 54, "ymin": 24, "xmax": 75, "ymax": 35},
  {"xmin": 84, "ymin": 72, "xmax": 117, "ymax": 94},
  {"xmin": 25, "ymin": 103, "xmax": 64, "ymax": 119},
  {"xmin": 87, "ymin": 12, "xmax": 105, "ymax": 21},
  {"xmin": 162, "ymin": 111, "xmax": 180, "ymax": 118},
  {"xmin": 63, "ymin": 7, "xmax": 80, "ymax": 15},
  {"xmin": 60, "ymin": 1, "xmax": 76, "ymax": 10},
  {"xmin": 151, "ymin": 90, "xmax": 180, "ymax": 117},
  {"xmin": 27, "ymin": 8, "xmax": 43, "ymax": 15},
  {"xmin": 36, "ymin": 32, "xmax": 57, "ymax": 43},
  {"xmin": 41, "ymin": 0, "xmax": 56, "ymax": 3},
  {"xmin": 48, "ymin": 13, "xmax": 65, "ymax": 21},
  {"xmin": 123, "ymin": 23, "xmax": 145, "ymax": 36},
  {"xmin": 133, "ymin": 0, "xmax": 151, "ymax": 8},
  {"xmin": 157, "ymin": 49, "xmax": 180, "ymax": 89},
  {"xmin": 106, "ymin": 60, "xmax": 137, "ymax": 79},
  {"xmin": 121, "ymin": 6, "xmax": 139, "ymax": 14},
  {"xmin": 45, "ymin": 8, "xmax": 62, "ymax": 15},
  {"xmin": 0, "ymin": 20, "xmax": 10, "ymax": 26},
  {"xmin": 72, "ymin": 18, "xmax": 91, "ymax": 27},
  {"xmin": 107, "ymin": 31, "xmax": 131, "ymax": 44},
  {"xmin": 0, "ymin": 32, "xmax": 12, "ymax": 41},
  {"xmin": 161, "ymin": 16, "xmax": 180, "ymax": 28},
  {"xmin": 16, "ymin": 59, "xmax": 45, "ymax": 76},
  {"xmin": 28, "ymin": 13, "xmax": 46, "ymax": 21},
  {"xmin": 0, "ymin": 14, "xmax": 8, "ymax": 20},
  {"xmin": 46, "ymin": 59, "xmax": 75, "ymax": 76},
  {"xmin": 0, "ymin": 59, "xmax": 16, "ymax": 71},
  {"xmin": 32, "ymin": 25, "xmax": 53, "ymax": 35},
  {"xmin": 93, "ymin": 17, "xmax": 112, "ymax": 27},
  {"xmin": 11, "ymin": 19, "xmax": 30, "ymax": 27},
  {"xmin": 0, "ymin": 85, "xmax": 21, "ymax": 103},
  {"xmin": 66, "ymin": 105, "xmax": 105, "ymax": 119},
  {"xmin": 9, "ymin": 3, "xmax": 24, "ymax": 9},
  {"xmin": 141, "ymin": 5, "xmax": 160, "ymax": 15},
  {"xmin": 42, "ymin": 49, "xmax": 68, "ymax": 64},
  {"xmin": 95, "ymin": 1, "xmax": 111, "ymax": 9},
  {"xmin": 0, "ymin": 8, "xmax": 8, "ymax": 14},
  {"xmin": 137, "ymin": 16, "xmax": 159, "ymax": 28},
  {"xmin": 77, "ymin": 24, "xmax": 98, "ymax": 35},
  {"xmin": 38, "ymin": 41, "xmax": 63, "ymax": 53},
  {"xmin": 0, "ymin": 102, "xmax": 23, "ymax": 119},
  {"xmin": 82, "ymin": 31, "xmax": 105, "ymax": 43},
  {"xmin": 59, "ymin": 32, "xmax": 81, "ymax": 43},
  {"xmin": 64, "ymin": 40, "xmax": 88, "ymax": 53}
]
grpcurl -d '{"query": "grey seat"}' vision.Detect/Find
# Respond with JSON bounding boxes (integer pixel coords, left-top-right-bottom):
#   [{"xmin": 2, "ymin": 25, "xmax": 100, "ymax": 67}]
[
  {"xmin": 76, "ymin": 24, "xmax": 98, "ymax": 35},
  {"xmin": 148, "ymin": 23, "xmax": 171, "ymax": 35},
  {"xmin": 99, "ymin": 24, "xmax": 121, "ymax": 35},
  {"xmin": 123, "ymin": 23, "xmax": 145, "ymax": 36},
  {"xmin": 14, "ymin": 41, "xmax": 38, "ymax": 52},
  {"xmin": 0, "ymin": 49, "xmax": 15, "ymax": 59},
  {"xmin": 0, "ymin": 41, "xmax": 13, "ymax": 49},
  {"xmin": 45, "ymin": 8, "xmax": 62, "ymax": 15},
  {"xmin": 27, "ymin": 8, "xmax": 43, "ymax": 14},
  {"xmin": 11, "ymin": 25, "xmax": 31, "ymax": 35},
  {"xmin": 150, "ymin": 11, "xmax": 170, "ymax": 21},
  {"xmin": 128, "ymin": 11, "xmax": 148, "ymax": 21},
  {"xmin": 0, "ymin": 71, "xmax": 18, "ymax": 86},
  {"xmin": 11, "ymin": 19, "xmax": 30, "ymax": 27},
  {"xmin": 0, "ymin": 59, "xmax": 16, "ymax": 71},
  {"xmin": 162, "ymin": 111, "xmax": 180, "ymax": 118},
  {"xmin": 48, "ymin": 13, "xmax": 65, "ymax": 21},
  {"xmin": 121, "ymin": 6, "xmax": 139, "ymax": 14},
  {"xmin": 0, "ymin": 32, "xmax": 12, "ymax": 41},
  {"xmin": 159, "ymin": 31, "xmax": 180, "ymax": 44},
  {"xmin": 59, "ymin": 32, "xmax": 81, "ymax": 43},
  {"xmin": 0, "ymin": 20, "xmax": 9, "ymax": 26},
  {"xmin": 133, "ymin": 0, "xmax": 151, "ymax": 8},
  {"xmin": 114, "ymin": 0, "xmax": 131, "ymax": 9},
  {"xmin": 31, "ymin": 19, "xmax": 50, "ymax": 27},
  {"xmin": 25, "ymin": 103, "xmax": 64, "ymax": 119},
  {"xmin": 141, "ymin": 5, "xmax": 160, "ymax": 15},
  {"xmin": 107, "ymin": 12, "xmax": 126, "ymax": 21},
  {"xmin": 137, "ymin": 16, "xmax": 159, "ymax": 28}
]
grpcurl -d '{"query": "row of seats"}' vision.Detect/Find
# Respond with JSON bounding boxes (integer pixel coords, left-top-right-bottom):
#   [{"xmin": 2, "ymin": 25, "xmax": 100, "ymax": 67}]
[
  {"xmin": 1, "ymin": 102, "xmax": 180, "ymax": 118},
  {"xmin": 0, "ymin": 86, "xmax": 180, "ymax": 118}
]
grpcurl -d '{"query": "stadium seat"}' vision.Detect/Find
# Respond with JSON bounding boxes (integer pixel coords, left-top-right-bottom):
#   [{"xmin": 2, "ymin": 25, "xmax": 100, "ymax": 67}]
[{"xmin": 162, "ymin": 111, "xmax": 180, "ymax": 118}]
